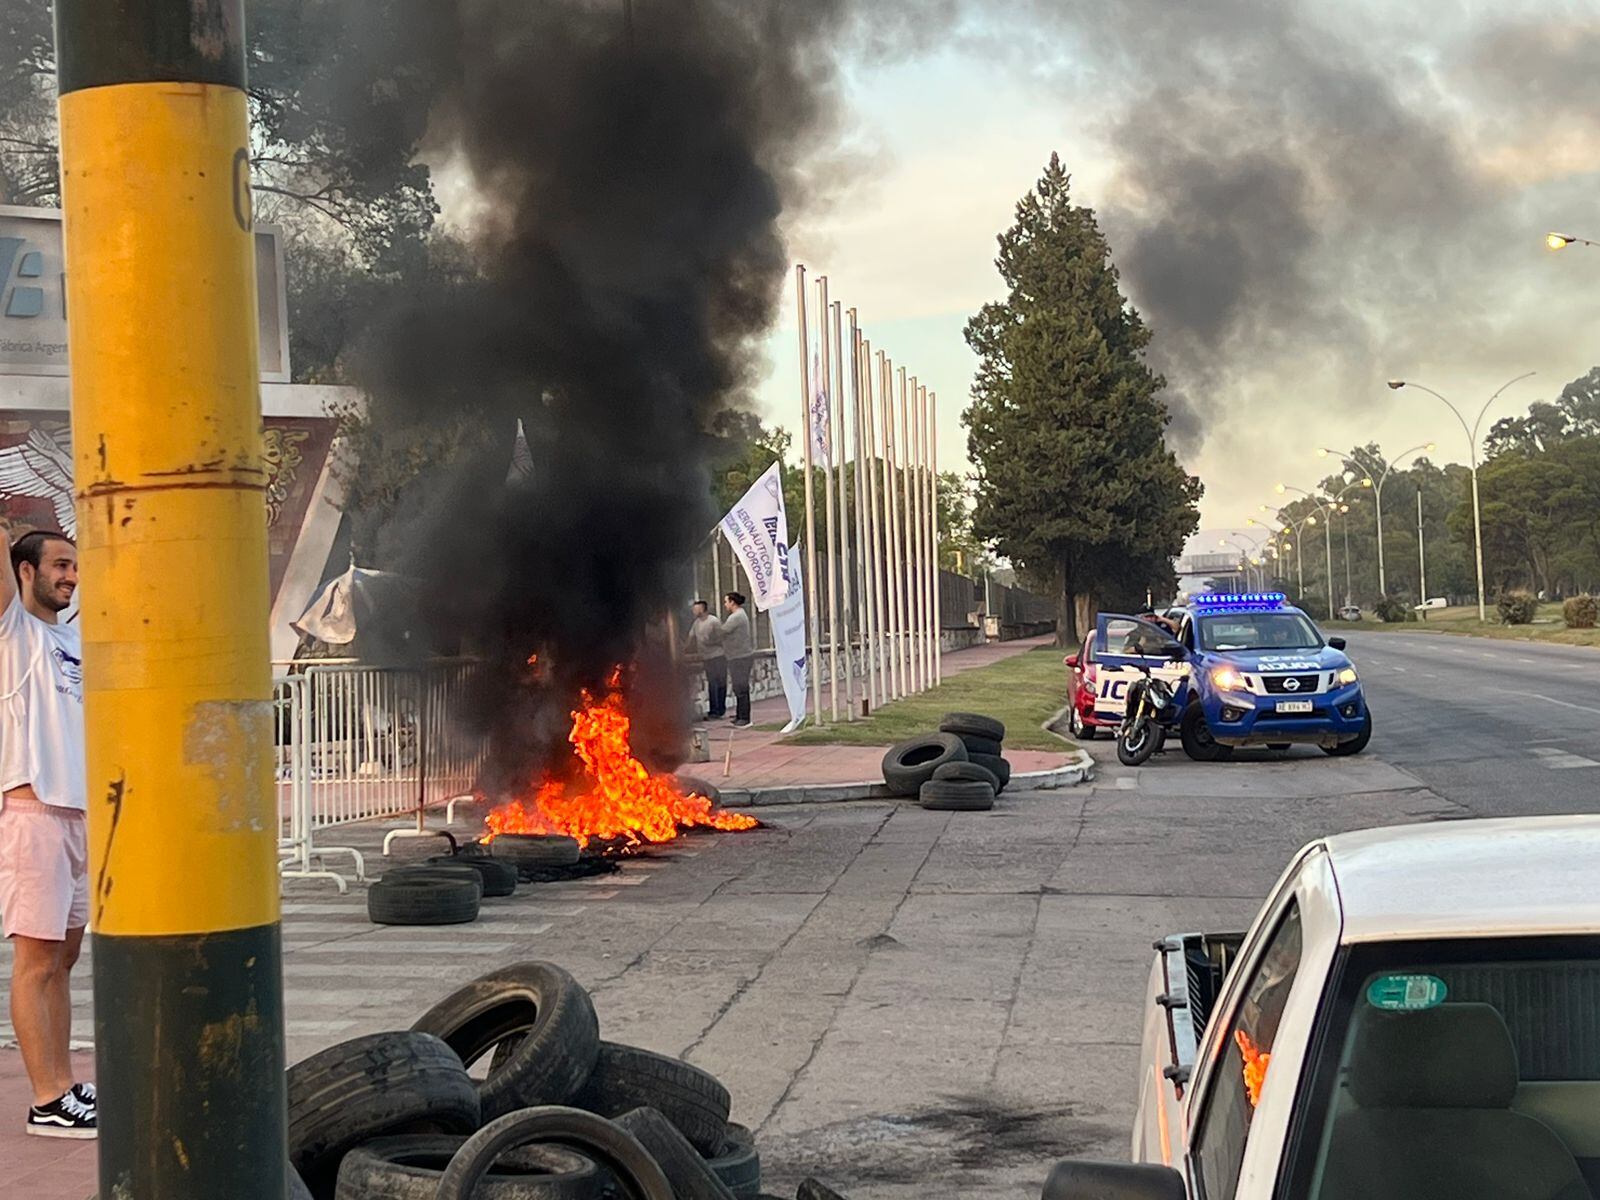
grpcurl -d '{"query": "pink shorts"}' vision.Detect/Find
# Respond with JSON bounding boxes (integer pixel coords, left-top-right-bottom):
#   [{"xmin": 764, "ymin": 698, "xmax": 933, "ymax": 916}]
[{"xmin": 0, "ymin": 795, "xmax": 89, "ymax": 941}]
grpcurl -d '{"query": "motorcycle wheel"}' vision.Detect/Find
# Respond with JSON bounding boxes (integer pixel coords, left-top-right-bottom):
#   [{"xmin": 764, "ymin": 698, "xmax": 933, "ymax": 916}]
[
  {"xmin": 1117, "ymin": 718, "xmax": 1160, "ymax": 767},
  {"xmin": 1180, "ymin": 704, "xmax": 1234, "ymax": 762}
]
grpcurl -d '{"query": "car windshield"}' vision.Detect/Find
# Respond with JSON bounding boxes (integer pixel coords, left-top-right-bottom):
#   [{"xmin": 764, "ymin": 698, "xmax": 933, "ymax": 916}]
[
  {"xmin": 1284, "ymin": 935, "xmax": 1600, "ymax": 1200},
  {"xmin": 1198, "ymin": 612, "xmax": 1322, "ymax": 651}
]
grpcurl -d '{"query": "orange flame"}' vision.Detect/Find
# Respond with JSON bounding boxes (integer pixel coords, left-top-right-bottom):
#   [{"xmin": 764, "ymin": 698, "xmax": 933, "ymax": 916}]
[
  {"xmin": 484, "ymin": 675, "xmax": 757, "ymax": 849},
  {"xmin": 1235, "ymin": 1029, "xmax": 1271, "ymax": 1108}
]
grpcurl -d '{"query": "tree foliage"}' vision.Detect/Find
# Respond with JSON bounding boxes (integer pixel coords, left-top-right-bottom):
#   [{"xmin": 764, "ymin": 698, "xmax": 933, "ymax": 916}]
[{"xmin": 963, "ymin": 154, "xmax": 1201, "ymax": 643}]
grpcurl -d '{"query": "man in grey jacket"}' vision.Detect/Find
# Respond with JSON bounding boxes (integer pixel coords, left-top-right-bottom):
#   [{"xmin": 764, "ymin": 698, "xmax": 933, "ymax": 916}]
[
  {"xmin": 721, "ymin": 591, "xmax": 754, "ymax": 727},
  {"xmin": 683, "ymin": 600, "xmax": 727, "ymax": 718}
]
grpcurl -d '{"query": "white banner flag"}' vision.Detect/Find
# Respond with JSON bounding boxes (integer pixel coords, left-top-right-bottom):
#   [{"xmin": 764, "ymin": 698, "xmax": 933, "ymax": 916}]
[
  {"xmin": 719, "ymin": 461, "xmax": 792, "ymax": 611},
  {"xmin": 770, "ymin": 544, "xmax": 809, "ymax": 730},
  {"xmin": 810, "ymin": 353, "xmax": 831, "ymax": 466}
]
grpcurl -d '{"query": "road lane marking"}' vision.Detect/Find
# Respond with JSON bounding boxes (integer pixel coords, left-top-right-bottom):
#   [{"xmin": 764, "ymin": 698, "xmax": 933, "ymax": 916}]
[
  {"xmin": 1507, "ymin": 690, "xmax": 1600, "ymax": 717},
  {"xmin": 1530, "ymin": 747, "xmax": 1600, "ymax": 770}
]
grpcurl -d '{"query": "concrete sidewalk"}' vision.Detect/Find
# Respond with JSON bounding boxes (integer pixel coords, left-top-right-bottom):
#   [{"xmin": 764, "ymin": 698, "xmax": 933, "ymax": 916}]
[{"xmin": 696, "ymin": 635, "xmax": 1074, "ymax": 797}]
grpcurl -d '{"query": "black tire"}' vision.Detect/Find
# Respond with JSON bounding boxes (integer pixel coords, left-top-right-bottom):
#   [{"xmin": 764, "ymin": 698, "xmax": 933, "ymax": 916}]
[
  {"xmin": 931, "ymin": 760, "xmax": 1001, "ymax": 790},
  {"xmin": 674, "ymin": 776, "xmax": 722, "ymax": 806},
  {"xmin": 707, "ymin": 1124, "xmax": 760, "ymax": 1199},
  {"xmin": 437, "ymin": 1108, "xmax": 673, "ymax": 1200},
  {"xmin": 953, "ymin": 733, "xmax": 1004, "ymax": 758},
  {"xmin": 616, "ymin": 1107, "xmax": 736, "ymax": 1200},
  {"xmin": 368, "ymin": 875, "xmax": 482, "ymax": 926},
  {"xmin": 1116, "ymin": 717, "xmax": 1160, "ymax": 767},
  {"xmin": 1323, "ymin": 709, "xmax": 1372, "ymax": 756},
  {"xmin": 938, "ymin": 712, "xmax": 1005, "ymax": 742},
  {"xmin": 1066, "ymin": 706, "xmax": 1097, "ymax": 741},
  {"xmin": 1180, "ymin": 704, "xmax": 1234, "ymax": 763},
  {"xmin": 970, "ymin": 753, "xmax": 1011, "ymax": 791},
  {"xmin": 492, "ymin": 834, "xmax": 582, "ymax": 867},
  {"xmin": 334, "ymin": 1135, "xmax": 599, "ymax": 1200},
  {"xmin": 387, "ymin": 864, "xmax": 486, "ymax": 897},
  {"xmin": 412, "ymin": 962, "xmax": 601, "ymax": 1122},
  {"xmin": 880, "ymin": 733, "xmax": 967, "ymax": 796},
  {"xmin": 287, "ymin": 1032, "xmax": 479, "ymax": 1197},
  {"xmin": 429, "ymin": 855, "xmax": 518, "ymax": 897},
  {"xmin": 917, "ymin": 779, "xmax": 996, "ymax": 812},
  {"xmin": 572, "ymin": 1043, "xmax": 731, "ymax": 1156}
]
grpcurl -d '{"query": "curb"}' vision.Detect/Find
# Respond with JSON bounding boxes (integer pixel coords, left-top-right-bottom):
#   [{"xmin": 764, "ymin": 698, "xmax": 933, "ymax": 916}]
[{"xmin": 721, "ymin": 749, "xmax": 1097, "ymax": 808}]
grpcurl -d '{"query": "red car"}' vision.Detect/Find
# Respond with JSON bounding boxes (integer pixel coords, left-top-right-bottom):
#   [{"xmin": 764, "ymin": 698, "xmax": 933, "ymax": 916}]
[{"xmin": 1063, "ymin": 635, "xmax": 1116, "ymax": 740}]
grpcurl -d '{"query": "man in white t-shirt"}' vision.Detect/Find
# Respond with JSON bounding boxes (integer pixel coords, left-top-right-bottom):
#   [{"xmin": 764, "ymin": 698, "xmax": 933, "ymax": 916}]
[{"xmin": 0, "ymin": 529, "xmax": 94, "ymax": 1138}]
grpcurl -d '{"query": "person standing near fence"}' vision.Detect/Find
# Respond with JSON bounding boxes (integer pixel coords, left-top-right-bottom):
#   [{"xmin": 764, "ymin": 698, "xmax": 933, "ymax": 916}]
[
  {"xmin": 683, "ymin": 600, "xmax": 727, "ymax": 719},
  {"xmin": 722, "ymin": 591, "xmax": 754, "ymax": 727},
  {"xmin": 0, "ymin": 529, "xmax": 95, "ymax": 1137}
]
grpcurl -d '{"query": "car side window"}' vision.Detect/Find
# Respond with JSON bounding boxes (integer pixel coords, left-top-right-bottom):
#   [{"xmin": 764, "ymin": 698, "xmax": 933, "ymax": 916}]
[
  {"xmin": 1180, "ymin": 617, "xmax": 1196, "ymax": 649},
  {"xmin": 1192, "ymin": 902, "xmax": 1304, "ymax": 1200}
]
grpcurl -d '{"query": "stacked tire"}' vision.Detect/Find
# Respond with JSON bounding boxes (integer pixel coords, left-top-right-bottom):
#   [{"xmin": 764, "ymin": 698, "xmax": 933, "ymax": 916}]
[
  {"xmin": 285, "ymin": 960, "xmax": 767, "ymax": 1200},
  {"xmin": 367, "ymin": 835, "xmax": 590, "ymax": 926},
  {"xmin": 878, "ymin": 713, "xmax": 1013, "ymax": 812}
]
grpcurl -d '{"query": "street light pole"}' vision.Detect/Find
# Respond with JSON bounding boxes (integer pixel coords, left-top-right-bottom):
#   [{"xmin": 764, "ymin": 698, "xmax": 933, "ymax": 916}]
[
  {"xmin": 1277, "ymin": 479, "xmax": 1370, "ymax": 616},
  {"xmin": 1417, "ymin": 486, "xmax": 1428, "ymax": 619},
  {"xmin": 1387, "ymin": 373, "xmax": 1535, "ymax": 621},
  {"xmin": 1319, "ymin": 441, "xmax": 1435, "ymax": 598}
]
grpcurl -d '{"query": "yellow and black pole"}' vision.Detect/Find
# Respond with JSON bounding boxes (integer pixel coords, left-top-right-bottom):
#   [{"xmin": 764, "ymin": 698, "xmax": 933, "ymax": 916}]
[{"xmin": 54, "ymin": 2, "xmax": 284, "ymax": 1196}]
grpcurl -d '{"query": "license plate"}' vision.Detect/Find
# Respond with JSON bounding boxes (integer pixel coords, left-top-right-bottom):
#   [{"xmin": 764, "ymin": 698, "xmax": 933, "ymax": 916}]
[{"xmin": 1276, "ymin": 700, "xmax": 1313, "ymax": 714}]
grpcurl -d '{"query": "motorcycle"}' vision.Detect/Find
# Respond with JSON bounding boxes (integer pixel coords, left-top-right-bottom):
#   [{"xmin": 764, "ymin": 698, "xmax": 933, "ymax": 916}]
[{"xmin": 1116, "ymin": 646, "xmax": 1188, "ymax": 767}]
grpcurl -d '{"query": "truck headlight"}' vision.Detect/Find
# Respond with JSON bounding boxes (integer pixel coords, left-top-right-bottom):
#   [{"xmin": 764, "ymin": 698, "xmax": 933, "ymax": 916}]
[
  {"xmin": 1212, "ymin": 666, "xmax": 1248, "ymax": 692},
  {"xmin": 1336, "ymin": 666, "xmax": 1359, "ymax": 686}
]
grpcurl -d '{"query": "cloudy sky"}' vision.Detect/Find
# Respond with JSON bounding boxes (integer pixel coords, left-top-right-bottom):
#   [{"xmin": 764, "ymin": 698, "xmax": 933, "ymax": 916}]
[{"xmin": 749, "ymin": 0, "xmax": 1600, "ymax": 544}]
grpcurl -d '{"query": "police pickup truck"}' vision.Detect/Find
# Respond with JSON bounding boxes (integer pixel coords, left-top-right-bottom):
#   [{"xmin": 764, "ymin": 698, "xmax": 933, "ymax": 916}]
[
  {"xmin": 1046, "ymin": 815, "xmax": 1600, "ymax": 1200},
  {"xmin": 1095, "ymin": 593, "xmax": 1371, "ymax": 761}
]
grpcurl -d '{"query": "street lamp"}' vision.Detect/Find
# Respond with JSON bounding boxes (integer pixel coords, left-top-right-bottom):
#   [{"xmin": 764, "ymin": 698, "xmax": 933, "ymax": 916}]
[
  {"xmin": 1250, "ymin": 511, "xmax": 1315, "ymax": 597},
  {"xmin": 1224, "ymin": 530, "xmax": 1273, "ymax": 589},
  {"xmin": 1546, "ymin": 232, "xmax": 1600, "ymax": 250},
  {"xmin": 1387, "ymin": 372, "xmax": 1534, "ymax": 621},
  {"xmin": 1278, "ymin": 479, "xmax": 1371, "ymax": 614},
  {"xmin": 1318, "ymin": 442, "xmax": 1436, "ymax": 597}
]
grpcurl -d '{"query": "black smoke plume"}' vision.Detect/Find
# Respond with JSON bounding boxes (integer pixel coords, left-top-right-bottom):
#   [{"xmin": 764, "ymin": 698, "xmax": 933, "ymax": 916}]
[{"xmin": 340, "ymin": 0, "xmax": 850, "ymax": 790}]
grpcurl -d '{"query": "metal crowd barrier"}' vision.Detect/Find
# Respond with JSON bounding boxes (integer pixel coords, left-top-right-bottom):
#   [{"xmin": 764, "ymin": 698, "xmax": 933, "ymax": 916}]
[{"xmin": 274, "ymin": 660, "xmax": 490, "ymax": 891}]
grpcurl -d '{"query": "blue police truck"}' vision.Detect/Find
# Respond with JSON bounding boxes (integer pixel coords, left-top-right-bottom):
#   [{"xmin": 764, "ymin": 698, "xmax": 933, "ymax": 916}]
[{"xmin": 1094, "ymin": 592, "xmax": 1371, "ymax": 762}]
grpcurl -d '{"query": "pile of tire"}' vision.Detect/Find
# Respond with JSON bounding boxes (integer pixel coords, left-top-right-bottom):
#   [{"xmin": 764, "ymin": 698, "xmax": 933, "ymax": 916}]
[
  {"xmin": 285, "ymin": 959, "xmax": 814, "ymax": 1200},
  {"xmin": 367, "ymin": 837, "xmax": 583, "ymax": 926},
  {"xmin": 878, "ymin": 712, "xmax": 1012, "ymax": 813}
]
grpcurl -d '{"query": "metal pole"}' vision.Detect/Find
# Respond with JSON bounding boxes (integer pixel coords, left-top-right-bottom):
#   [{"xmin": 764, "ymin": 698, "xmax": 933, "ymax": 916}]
[
  {"xmin": 851, "ymin": 316, "xmax": 873, "ymax": 714},
  {"xmin": 1375, "ymin": 478, "xmax": 1387, "ymax": 596},
  {"xmin": 880, "ymin": 352, "xmax": 903, "ymax": 699},
  {"xmin": 1417, "ymin": 487, "xmax": 1427, "ymax": 616},
  {"xmin": 795, "ymin": 266, "xmax": 824, "ymax": 724},
  {"xmin": 861, "ymin": 334, "xmax": 883, "ymax": 712},
  {"xmin": 898, "ymin": 366, "xmax": 915, "ymax": 693},
  {"xmin": 907, "ymin": 373, "xmax": 924, "ymax": 693},
  {"xmin": 930, "ymin": 389, "xmax": 943, "ymax": 684},
  {"xmin": 817, "ymin": 277, "xmax": 839, "ymax": 722},
  {"xmin": 832, "ymin": 300, "xmax": 855, "ymax": 720},
  {"xmin": 1470, "ymin": 457, "xmax": 1487, "ymax": 622},
  {"xmin": 56, "ymin": 2, "xmax": 285, "ymax": 1193},
  {"xmin": 919, "ymin": 384, "xmax": 934, "ymax": 687},
  {"xmin": 1323, "ymin": 512, "xmax": 1334, "ymax": 617},
  {"xmin": 1342, "ymin": 510, "xmax": 1352, "ymax": 606}
]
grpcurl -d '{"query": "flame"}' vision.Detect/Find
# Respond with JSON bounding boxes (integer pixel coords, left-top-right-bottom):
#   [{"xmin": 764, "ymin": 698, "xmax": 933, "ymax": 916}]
[
  {"xmin": 1235, "ymin": 1029, "xmax": 1271, "ymax": 1108},
  {"xmin": 484, "ymin": 674, "xmax": 758, "ymax": 849}
]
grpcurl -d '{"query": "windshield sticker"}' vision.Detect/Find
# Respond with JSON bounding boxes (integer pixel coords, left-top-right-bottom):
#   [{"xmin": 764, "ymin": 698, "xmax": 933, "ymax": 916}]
[{"xmin": 1366, "ymin": 974, "xmax": 1447, "ymax": 1012}]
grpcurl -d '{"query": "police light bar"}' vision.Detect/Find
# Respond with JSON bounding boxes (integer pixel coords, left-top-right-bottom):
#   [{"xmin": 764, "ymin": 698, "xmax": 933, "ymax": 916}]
[{"xmin": 1193, "ymin": 591, "xmax": 1287, "ymax": 608}]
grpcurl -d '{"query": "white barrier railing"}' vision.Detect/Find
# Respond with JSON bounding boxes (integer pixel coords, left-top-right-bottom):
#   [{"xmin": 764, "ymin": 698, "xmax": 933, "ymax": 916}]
[{"xmin": 275, "ymin": 660, "xmax": 490, "ymax": 891}]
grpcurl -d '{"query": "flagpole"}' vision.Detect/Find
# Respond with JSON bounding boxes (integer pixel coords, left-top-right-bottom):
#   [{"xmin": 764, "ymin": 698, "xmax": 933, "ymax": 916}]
[
  {"xmin": 795, "ymin": 266, "xmax": 824, "ymax": 726},
  {"xmin": 921, "ymin": 383, "xmax": 935, "ymax": 687},
  {"xmin": 881, "ymin": 351, "xmax": 905, "ymax": 700},
  {"xmin": 831, "ymin": 299, "xmax": 856, "ymax": 721},
  {"xmin": 897, "ymin": 365, "xmax": 914, "ymax": 694},
  {"xmin": 930, "ymin": 389, "xmax": 943, "ymax": 685},
  {"xmin": 907, "ymin": 373, "xmax": 924, "ymax": 693},
  {"xmin": 912, "ymin": 381, "xmax": 927, "ymax": 689},
  {"xmin": 852, "ymin": 316, "xmax": 876, "ymax": 715},
  {"xmin": 816, "ymin": 277, "xmax": 840, "ymax": 723},
  {"xmin": 862, "ymin": 336, "xmax": 885, "ymax": 711}
]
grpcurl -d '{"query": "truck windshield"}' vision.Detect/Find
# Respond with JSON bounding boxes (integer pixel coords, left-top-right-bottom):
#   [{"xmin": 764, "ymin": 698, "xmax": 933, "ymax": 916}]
[
  {"xmin": 1197, "ymin": 613, "xmax": 1322, "ymax": 651},
  {"xmin": 1283, "ymin": 934, "xmax": 1600, "ymax": 1200}
]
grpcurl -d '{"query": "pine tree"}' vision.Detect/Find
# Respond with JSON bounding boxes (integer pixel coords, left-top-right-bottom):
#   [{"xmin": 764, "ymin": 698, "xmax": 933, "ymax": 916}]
[{"xmin": 963, "ymin": 154, "xmax": 1201, "ymax": 644}]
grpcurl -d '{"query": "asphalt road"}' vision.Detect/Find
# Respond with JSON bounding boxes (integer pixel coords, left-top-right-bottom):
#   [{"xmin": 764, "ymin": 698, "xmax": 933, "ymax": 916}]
[{"xmin": 1340, "ymin": 630, "xmax": 1600, "ymax": 816}]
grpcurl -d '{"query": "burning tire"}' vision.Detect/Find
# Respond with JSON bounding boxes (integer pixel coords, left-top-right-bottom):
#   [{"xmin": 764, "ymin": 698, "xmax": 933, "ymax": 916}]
[
  {"xmin": 917, "ymin": 778, "xmax": 996, "ymax": 812},
  {"xmin": 428, "ymin": 854, "xmax": 519, "ymax": 898},
  {"xmin": 287, "ymin": 1032, "xmax": 479, "ymax": 1196},
  {"xmin": 880, "ymin": 733, "xmax": 967, "ymax": 797},
  {"xmin": 938, "ymin": 712, "xmax": 1006, "ymax": 742},
  {"xmin": 436, "ymin": 1108, "xmax": 673, "ymax": 1200},
  {"xmin": 969, "ymin": 752, "xmax": 1011, "ymax": 792},
  {"xmin": 492, "ymin": 834, "xmax": 583, "ymax": 868},
  {"xmin": 931, "ymin": 760, "xmax": 1001, "ymax": 791},
  {"xmin": 334, "ymin": 1136, "xmax": 599, "ymax": 1200},
  {"xmin": 573, "ymin": 1042, "xmax": 731, "ymax": 1156},
  {"xmin": 706, "ymin": 1124, "xmax": 761, "ymax": 1199},
  {"xmin": 369, "ymin": 874, "xmax": 483, "ymax": 926},
  {"xmin": 412, "ymin": 962, "xmax": 602, "ymax": 1122},
  {"xmin": 616, "ymin": 1107, "xmax": 737, "ymax": 1200},
  {"xmin": 674, "ymin": 776, "xmax": 723, "ymax": 806}
]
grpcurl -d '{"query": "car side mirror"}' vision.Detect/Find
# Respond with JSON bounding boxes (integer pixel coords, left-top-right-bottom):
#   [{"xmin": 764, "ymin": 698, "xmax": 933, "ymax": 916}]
[
  {"xmin": 1163, "ymin": 642, "xmax": 1187, "ymax": 660},
  {"xmin": 1064, "ymin": 653, "xmax": 1080, "ymax": 668},
  {"xmin": 1327, "ymin": 636, "xmax": 1347, "ymax": 651},
  {"xmin": 1043, "ymin": 1160, "xmax": 1187, "ymax": 1200}
]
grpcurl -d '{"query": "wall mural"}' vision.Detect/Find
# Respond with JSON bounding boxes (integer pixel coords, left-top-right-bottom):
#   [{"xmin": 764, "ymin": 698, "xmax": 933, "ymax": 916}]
[{"xmin": 0, "ymin": 411, "xmax": 336, "ymax": 605}]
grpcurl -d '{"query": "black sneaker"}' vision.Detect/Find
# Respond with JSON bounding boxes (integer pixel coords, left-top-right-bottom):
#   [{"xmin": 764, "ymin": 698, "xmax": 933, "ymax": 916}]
[
  {"xmin": 731, "ymin": 719, "xmax": 751, "ymax": 728},
  {"xmin": 71, "ymin": 1081, "xmax": 96, "ymax": 1106},
  {"xmin": 26, "ymin": 1089, "xmax": 97, "ymax": 1138}
]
